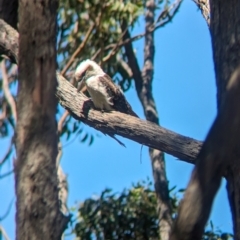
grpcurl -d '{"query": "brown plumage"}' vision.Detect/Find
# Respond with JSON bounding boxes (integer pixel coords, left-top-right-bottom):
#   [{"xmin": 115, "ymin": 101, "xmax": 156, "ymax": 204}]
[{"xmin": 75, "ymin": 59, "xmax": 138, "ymax": 117}]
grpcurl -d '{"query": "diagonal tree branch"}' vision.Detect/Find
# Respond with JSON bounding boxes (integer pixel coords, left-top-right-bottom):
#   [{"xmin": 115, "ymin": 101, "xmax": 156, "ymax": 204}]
[{"xmin": 0, "ymin": 19, "xmax": 202, "ymax": 165}]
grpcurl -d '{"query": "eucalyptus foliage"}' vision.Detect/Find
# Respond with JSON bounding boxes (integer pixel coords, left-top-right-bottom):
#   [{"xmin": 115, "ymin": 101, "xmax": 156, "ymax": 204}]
[{"xmin": 72, "ymin": 181, "xmax": 232, "ymax": 240}]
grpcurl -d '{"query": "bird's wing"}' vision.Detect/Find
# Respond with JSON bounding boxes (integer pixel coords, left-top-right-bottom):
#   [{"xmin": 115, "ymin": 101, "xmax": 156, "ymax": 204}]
[{"xmin": 97, "ymin": 74, "xmax": 138, "ymax": 117}]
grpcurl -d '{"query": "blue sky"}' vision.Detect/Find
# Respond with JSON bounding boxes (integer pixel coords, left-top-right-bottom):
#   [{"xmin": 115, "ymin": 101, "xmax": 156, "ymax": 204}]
[{"xmin": 0, "ymin": 0, "xmax": 233, "ymax": 239}]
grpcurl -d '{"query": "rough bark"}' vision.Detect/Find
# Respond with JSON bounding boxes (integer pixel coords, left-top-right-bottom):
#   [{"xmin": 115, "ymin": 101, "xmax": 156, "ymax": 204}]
[
  {"xmin": 15, "ymin": 0, "xmax": 69, "ymax": 239},
  {"xmin": 170, "ymin": 65, "xmax": 240, "ymax": 240},
  {"xmin": 0, "ymin": 0, "xmax": 18, "ymax": 29},
  {"xmin": 210, "ymin": 0, "xmax": 240, "ymax": 109},
  {"xmin": 57, "ymin": 72, "xmax": 202, "ymax": 163},
  {"xmin": 210, "ymin": 0, "xmax": 240, "ymax": 238},
  {"xmin": 170, "ymin": 1, "xmax": 240, "ymax": 238},
  {"xmin": 122, "ymin": 1, "xmax": 173, "ymax": 239},
  {"xmin": 0, "ymin": 19, "xmax": 203, "ymax": 165}
]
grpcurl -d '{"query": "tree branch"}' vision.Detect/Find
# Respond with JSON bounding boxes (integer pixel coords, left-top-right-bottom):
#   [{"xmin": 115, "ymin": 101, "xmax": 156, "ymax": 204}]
[
  {"xmin": 0, "ymin": 137, "xmax": 13, "ymax": 166},
  {"xmin": 61, "ymin": 22, "xmax": 96, "ymax": 76},
  {"xmin": 57, "ymin": 72, "xmax": 201, "ymax": 163},
  {"xmin": 1, "ymin": 59, "xmax": 17, "ymax": 123},
  {"xmin": 192, "ymin": 0, "xmax": 210, "ymax": 26},
  {"xmin": 0, "ymin": 18, "xmax": 202, "ymax": 165},
  {"xmin": 0, "ymin": 225, "xmax": 11, "ymax": 240},
  {"xmin": 0, "ymin": 169, "xmax": 13, "ymax": 179},
  {"xmin": 0, "ymin": 19, "xmax": 18, "ymax": 64},
  {"xmin": 141, "ymin": 1, "xmax": 173, "ymax": 239}
]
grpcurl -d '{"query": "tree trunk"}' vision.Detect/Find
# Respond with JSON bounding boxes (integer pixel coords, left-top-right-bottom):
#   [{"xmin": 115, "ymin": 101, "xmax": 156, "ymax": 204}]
[
  {"xmin": 122, "ymin": 1, "xmax": 173, "ymax": 238},
  {"xmin": 15, "ymin": 0, "xmax": 69, "ymax": 239},
  {"xmin": 170, "ymin": 1, "xmax": 240, "ymax": 239},
  {"xmin": 210, "ymin": 0, "xmax": 240, "ymax": 238},
  {"xmin": 142, "ymin": 1, "xmax": 173, "ymax": 239}
]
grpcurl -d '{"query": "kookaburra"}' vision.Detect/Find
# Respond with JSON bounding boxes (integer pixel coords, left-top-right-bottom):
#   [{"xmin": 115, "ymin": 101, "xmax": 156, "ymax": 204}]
[{"xmin": 75, "ymin": 59, "xmax": 138, "ymax": 118}]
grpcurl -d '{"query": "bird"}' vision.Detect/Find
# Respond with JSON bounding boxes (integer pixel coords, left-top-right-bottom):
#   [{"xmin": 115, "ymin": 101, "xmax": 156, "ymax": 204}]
[
  {"xmin": 74, "ymin": 59, "xmax": 138, "ymax": 117},
  {"xmin": 74, "ymin": 59, "xmax": 138, "ymax": 146}
]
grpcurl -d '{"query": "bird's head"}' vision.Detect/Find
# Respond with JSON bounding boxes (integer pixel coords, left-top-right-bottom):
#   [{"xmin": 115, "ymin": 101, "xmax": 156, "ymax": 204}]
[
  {"xmin": 75, "ymin": 59, "xmax": 104, "ymax": 92},
  {"xmin": 75, "ymin": 59, "xmax": 103, "ymax": 82}
]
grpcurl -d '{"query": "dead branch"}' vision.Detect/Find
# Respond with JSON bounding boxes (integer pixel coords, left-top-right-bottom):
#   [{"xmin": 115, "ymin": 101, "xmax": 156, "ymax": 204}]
[{"xmin": 0, "ymin": 18, "xmax": 202, "ymax": 165}]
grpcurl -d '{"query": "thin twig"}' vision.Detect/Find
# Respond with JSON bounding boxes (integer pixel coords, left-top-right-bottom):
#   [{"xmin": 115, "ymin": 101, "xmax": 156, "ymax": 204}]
[
  {"xmin": 7, "ymin": 64, "xmax": 18, "ymax": 84},
  {"xmin": 0, "ymin": 199, "xmax": 14, "ymax": 221},
  {"xmin": 0, "ymin": 169, "xmax": 13, "ymax": 179},
  {"xmin": 56, "ymin": 141, "xmax": 62, "ymax": 166},
  {"xmin": 1, "ymin": 59, "xmax": 17, "ymax": 123},
  {"xmin": 61, "ymin": 12, "xmax": 102, "ymax": 76},
  {"xmin": 95, "ymin": 0, "xmax": 183, "ymax": 59},
  {"xmin": 101, "ymin": 28, "xmax": 128, "ymax": 64},
  {"xmin": 0, "ymin": 225, "xmax": 11, "ymax": 240},
  {"xmin": 60, "ymin": 25, "xmax": 95, "ymax": 76},
  {"xmin": 58, "ymin": 110, "xmax": 69, "ymax": 133},
  {"xmin": 0, "ymin": 103, "xmax": 7, "ymax": 121},
  {"xmin": 117, "ymin": 55, "xmax": 133, "ymax": 78},
  {"xmin": 0, "ymin": 138, "xmax": 13, "ymax": 166}
]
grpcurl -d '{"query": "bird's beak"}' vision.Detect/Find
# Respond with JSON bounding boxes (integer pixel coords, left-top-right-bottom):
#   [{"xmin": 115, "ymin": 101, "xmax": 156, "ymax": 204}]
[{"xmin": 77, "ymin": 79, "xmax": 86, "ymax": 92}]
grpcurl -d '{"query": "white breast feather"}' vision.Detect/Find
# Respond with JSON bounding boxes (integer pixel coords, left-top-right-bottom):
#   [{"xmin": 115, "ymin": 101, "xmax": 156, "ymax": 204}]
[{"xmin": 85, "ymin": 75, "xmax": 113, "ymax": 111}]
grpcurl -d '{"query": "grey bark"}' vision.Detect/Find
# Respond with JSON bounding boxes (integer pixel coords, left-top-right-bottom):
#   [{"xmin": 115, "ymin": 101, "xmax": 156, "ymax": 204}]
[
  {"xmin": 122, "ymin": 0, "xmax": 173, "ymax": 239},
  {"xmin": 142, "ymin": 2, "xmax": 172, "ymax": 239},
  {"xmin": 15, "ymin": 0, "xmax": 69, "ymax": 239}
]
